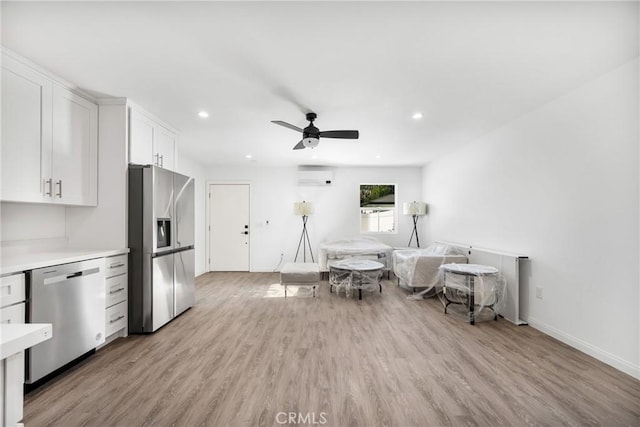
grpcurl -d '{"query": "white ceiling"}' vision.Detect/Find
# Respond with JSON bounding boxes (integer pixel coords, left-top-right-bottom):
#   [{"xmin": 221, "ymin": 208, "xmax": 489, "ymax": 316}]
[{"xmin": 2, "ymin": 1, "xmax": 638, "ymax": 168}]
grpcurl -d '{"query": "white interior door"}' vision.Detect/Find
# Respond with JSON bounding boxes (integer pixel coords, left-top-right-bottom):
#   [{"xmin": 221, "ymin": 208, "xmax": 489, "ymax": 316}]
[{"xmin": 208, "ymin": 184, "xmax": 250, "ymax": 271}]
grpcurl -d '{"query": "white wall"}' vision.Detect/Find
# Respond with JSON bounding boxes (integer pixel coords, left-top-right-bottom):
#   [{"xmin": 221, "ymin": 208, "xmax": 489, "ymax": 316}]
[
  {"xmin": 66, "ymin": 102, "xmax": 129, "ymax": 250},
  {"xmin": 0, "ymin": 202, "xmax": 66, "ymax": 243},
  {"xmin": 205, "ymin": 166, "xmax": 423, "ymax": 272},
  {"xmin": 175, "ymin": 155, "xmax": 208, "ymax": 276},
  {"xmin": 422, "ymin": 59, "xmax": 639, "ymax": 378}
]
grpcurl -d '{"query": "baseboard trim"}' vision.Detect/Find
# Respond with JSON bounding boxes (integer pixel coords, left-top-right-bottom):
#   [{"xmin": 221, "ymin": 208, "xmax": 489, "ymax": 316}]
[{"xmin": 528, "ymin": 317, "xmax": 639, "ymax": 380}]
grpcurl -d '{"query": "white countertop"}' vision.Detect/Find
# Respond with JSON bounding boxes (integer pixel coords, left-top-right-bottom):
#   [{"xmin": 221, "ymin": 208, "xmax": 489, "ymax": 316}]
[
  {"xmin": 1, "ymin": 323, "xmax": 53, "ymax": 359},
  {"xmin": 1, "ymin": 247, "xmax": 129, "ymax": 275}
]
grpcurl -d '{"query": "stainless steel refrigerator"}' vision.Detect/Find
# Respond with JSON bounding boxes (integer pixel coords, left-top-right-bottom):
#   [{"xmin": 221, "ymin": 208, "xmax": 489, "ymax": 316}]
[{"xmin": 128, "ymin": 165, "xmax": 195, "ymax": 333}]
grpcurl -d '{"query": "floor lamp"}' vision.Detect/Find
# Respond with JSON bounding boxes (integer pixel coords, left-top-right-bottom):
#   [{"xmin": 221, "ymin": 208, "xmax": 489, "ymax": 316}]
[
  {"xmin": 294, "ymin": 201, "xmax": 315, "ymax": 262},
  {"xmin": 403, "ymin": 201, "xmax": 427, "ymax": 248}
]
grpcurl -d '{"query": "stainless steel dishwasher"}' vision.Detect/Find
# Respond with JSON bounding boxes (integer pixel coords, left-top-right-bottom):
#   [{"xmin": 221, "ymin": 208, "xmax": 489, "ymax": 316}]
[{"xmin": 28, "ymin": 258, "xmax": 106, "ymax": 384}]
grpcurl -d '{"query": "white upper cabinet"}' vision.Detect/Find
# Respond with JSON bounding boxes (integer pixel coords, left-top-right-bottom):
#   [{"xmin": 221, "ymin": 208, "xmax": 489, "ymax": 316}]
[
  {"xmin": 129, "ymin": 107, "xmax": 177, "ymax": 171},
  {"xmin": 1, "ymin": 50, "xmax": 98, "ymax": 206},
  {"xmin": 1, "ymin": 55, "xmax": 53, "ymax": 203},
  {"xmin": 154, "ymin": 125, "xmax": 176, "ymax": 171},
  {"xmin": 52, "ymin": 86, "xmax": 98, "ymax": 205},
  {"xmin": 129, "ymin": 109, "xmax": 155, "ymax": 165}
]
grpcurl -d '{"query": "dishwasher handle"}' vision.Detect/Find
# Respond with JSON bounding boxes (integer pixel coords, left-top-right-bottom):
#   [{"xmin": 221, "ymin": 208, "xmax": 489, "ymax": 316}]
[{"xmin": 43, "ymin": 266, "xmax": 102, "ymax": 286}]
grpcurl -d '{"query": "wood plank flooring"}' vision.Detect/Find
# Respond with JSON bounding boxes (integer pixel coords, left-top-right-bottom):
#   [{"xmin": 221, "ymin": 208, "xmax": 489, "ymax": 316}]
[{"xmin": 24, "ymin": 272, "xmax": 640, "ymax": 426}]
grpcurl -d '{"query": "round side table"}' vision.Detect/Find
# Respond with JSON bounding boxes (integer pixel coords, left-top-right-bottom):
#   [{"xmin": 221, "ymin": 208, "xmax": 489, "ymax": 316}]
[
  {"xmin": 439, "ymin": 263, "xmax": 499, "ymax": 325},
  {"xmin": 329, "ymin": 260, "xmax": 384, "ymax": 300}
]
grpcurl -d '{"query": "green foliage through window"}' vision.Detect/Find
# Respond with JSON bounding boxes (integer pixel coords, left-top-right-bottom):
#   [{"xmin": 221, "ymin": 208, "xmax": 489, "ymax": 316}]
[{"xmin": 360, "ymin": 185, "xmax": 395, "ymax": 207}]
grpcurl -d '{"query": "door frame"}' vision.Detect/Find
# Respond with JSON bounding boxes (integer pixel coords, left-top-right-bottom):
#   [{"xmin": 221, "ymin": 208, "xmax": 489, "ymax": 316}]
[{"xmin": 206, "ymin": 181, "xmax": 252, "ymax": 272}]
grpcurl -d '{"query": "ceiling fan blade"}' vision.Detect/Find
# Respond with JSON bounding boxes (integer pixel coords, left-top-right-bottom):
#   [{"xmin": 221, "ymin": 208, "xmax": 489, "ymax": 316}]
[
  {"xmin": 293, "ymin": 140, "xmax": 306, "ymax": 150},
  {"xmin": 271, "ymin": 120, "xmax": 303, "ymax": 132},
  {"xmin": 318, "ymin": 130, "xmax": 359, "ymax": 139}
]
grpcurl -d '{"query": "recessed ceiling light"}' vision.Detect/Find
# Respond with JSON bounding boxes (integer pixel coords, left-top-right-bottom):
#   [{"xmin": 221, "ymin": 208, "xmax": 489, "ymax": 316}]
[
  {"xmin": 245, "ymin": 154, "xmax": 252, "ymax": 159},
  {"xmin": 412, "ymin": 112, "xmax": 423, "ymax": 120},
  {"xmin": 198, "ymin": 111, "xmax": 209, "ymax": 118}
]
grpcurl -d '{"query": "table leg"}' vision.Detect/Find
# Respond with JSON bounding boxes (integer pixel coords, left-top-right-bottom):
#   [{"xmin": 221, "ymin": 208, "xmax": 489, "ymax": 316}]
[
  {"xmin": 443, "ymin": 272, "xmax": 449, "ymax": 314},
  {"xmin": 469, "ymin": 276, "xmax": 475, "ymax": 325}
]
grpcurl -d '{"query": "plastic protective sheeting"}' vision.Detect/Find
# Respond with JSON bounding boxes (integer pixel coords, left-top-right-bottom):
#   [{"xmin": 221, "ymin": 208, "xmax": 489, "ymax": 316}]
[
  {"xmin": 319, "ymin": 237, "xmax": 393, "ymax": 270},
  {"xmin": 436, "ymin": 263, "xmax": 507, "ymax": 323},
  {"xmin": 394, "ymin": 243, "xmax": 467, "ymax": 296},
  {"xmin": 329, "ymin": 259, "xmax": 384, "ymax": 298}
]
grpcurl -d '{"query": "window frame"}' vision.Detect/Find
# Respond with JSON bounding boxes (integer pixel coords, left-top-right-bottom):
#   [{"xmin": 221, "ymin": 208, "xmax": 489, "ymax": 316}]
[{"xmin": 359, "ymin": 183, "xmax": 398, "ymax": 235}]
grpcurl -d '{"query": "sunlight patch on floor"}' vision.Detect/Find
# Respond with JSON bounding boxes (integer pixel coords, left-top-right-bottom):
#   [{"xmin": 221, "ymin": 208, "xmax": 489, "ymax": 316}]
[{"xmin": 263, "ymin": 283, "xmax": 316, "ymax": 298}]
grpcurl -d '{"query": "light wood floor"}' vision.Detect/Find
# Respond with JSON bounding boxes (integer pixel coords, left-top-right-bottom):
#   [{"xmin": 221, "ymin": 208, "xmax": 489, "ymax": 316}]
[{"xmin": 24, "ymin": 272, "xmax": 640, "ymax": 426}]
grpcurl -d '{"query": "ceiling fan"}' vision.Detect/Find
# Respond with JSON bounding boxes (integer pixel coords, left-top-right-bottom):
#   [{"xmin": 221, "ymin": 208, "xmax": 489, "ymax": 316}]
[{"xmin": 271, "ymin": 112, "xmax": 359, "ymax": 150}]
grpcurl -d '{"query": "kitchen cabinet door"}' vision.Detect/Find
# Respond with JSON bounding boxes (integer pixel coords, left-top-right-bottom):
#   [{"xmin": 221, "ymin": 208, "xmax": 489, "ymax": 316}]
[
  {"xmin": 52, "ymin": 85, "xmax": 98, "ymax": 206},
  {"xmin": 1, "ymin": 55, "xmax": 53, "ymax": 203},
  {"xmin": 154, "ymin": 125, "xmax": 176, "ymax": 170},
  {"xmin": 129, "ymin": 109, "xmax": 155, "ymax": 165}
]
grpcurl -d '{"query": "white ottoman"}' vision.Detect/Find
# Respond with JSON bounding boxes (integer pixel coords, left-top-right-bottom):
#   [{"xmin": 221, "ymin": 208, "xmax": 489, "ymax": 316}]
[{"xmin": 280, "ymin": 263, "xmax": 320, "ymax": 297}]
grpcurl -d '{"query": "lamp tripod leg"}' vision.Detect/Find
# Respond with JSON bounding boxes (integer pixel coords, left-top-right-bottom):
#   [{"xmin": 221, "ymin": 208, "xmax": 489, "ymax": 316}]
[
  {"xmin": 295, "ymin": 215, "xmax": 315, "ymax": 263},
  {"xmin": 407, "ymin": 216, "xmax": 417, "ymax": 247},
  {"xmin": 304, "ymin": 226, "xmax": 315, "ymax": 263},
  {"xmin": 294, "ymin": 216, "xmax": 306, "ymax": 262}
]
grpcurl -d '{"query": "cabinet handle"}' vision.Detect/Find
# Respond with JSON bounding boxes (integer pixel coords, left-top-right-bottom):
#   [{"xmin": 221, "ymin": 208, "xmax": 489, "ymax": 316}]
[
  {"xmin": 109, "ymin": 287, "xmax": 125, "ymax": 294},
  {"xmin": 109, "ymin": 315, "xmax": 125, "ymax": 324},
  {"xmin": 109, "ymin": 263, "xmax": 125, "ymax": 269},
  {"xmin": 44, "ymin": 179, "xmax": 53, "ymax": 196},
  {"xmin": 55, "ymin": 180, "xmax": 62, "ymax": 198}
]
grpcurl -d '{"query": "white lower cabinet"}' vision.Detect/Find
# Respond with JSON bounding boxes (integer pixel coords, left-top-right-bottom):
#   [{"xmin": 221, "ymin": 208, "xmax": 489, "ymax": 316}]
[
  {"xmin": 104, "ymin": 254, "xmax": 128, "ymax": 341},
  {"xmin": 0, "ymin": 303, "xmax": 25, "ymax": 325},
  {"xmin": 105, "ymin": 302, "xmax": 127, "ymax": 337},
  {"xmin": 0, "ymin": 273, "xmax": 26, "ymax": 427}
]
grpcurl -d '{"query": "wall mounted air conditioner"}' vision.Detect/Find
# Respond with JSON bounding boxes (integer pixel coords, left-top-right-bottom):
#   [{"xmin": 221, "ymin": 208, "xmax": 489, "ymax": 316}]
[{"xmin": 297, "ymin": 167, "xmax": 334, "ymax": 186}]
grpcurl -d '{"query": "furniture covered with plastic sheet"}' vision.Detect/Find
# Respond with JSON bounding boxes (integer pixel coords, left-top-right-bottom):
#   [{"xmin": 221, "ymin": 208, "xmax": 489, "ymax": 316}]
[
  {"xmin": 319, "ymin": 237, "xmax": 393, "ymax": 273},
  {"xmin": 437, "ymin": 263, "xmax": 507, "ymax": 324},
  {"xmin": 329, "ymin": 259, "xmax": 384, "ymax": 300},
  {"xmin": 393, "ymin": 243, "xmax": 467, "ymax": 293}
]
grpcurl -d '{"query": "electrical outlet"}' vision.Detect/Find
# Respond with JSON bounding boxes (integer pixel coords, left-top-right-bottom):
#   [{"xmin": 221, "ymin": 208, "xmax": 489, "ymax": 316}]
[{"xmin": 536, "ymin": 286, "xmax": 543, "ymax": 299}]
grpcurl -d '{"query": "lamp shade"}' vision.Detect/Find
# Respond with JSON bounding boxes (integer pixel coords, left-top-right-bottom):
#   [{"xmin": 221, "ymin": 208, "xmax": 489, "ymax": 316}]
[
  {"xmin": 293, "ymin": 201, "xmax": 314, "ymax": 216},
  {"xmin": 403, "ymin": 201, "xmax": 427, "ymax": 216}
]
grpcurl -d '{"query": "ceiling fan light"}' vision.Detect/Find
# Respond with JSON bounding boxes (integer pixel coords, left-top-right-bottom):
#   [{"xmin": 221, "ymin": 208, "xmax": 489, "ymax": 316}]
[{"xmin": 302, "ymin": 137, "xmax": 319, "ymax": 148}]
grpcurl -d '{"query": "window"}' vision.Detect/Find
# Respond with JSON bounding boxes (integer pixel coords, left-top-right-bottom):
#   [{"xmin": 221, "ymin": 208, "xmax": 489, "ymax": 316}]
[{"xmin": 360, "ymin": 184, "xmax": 396, "ymax": 233}]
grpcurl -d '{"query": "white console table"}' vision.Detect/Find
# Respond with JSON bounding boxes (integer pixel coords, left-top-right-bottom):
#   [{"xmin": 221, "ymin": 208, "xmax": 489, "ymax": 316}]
[{"xmin": 1, "ymin": 324, "xmax": 52, "ymax": 427}]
